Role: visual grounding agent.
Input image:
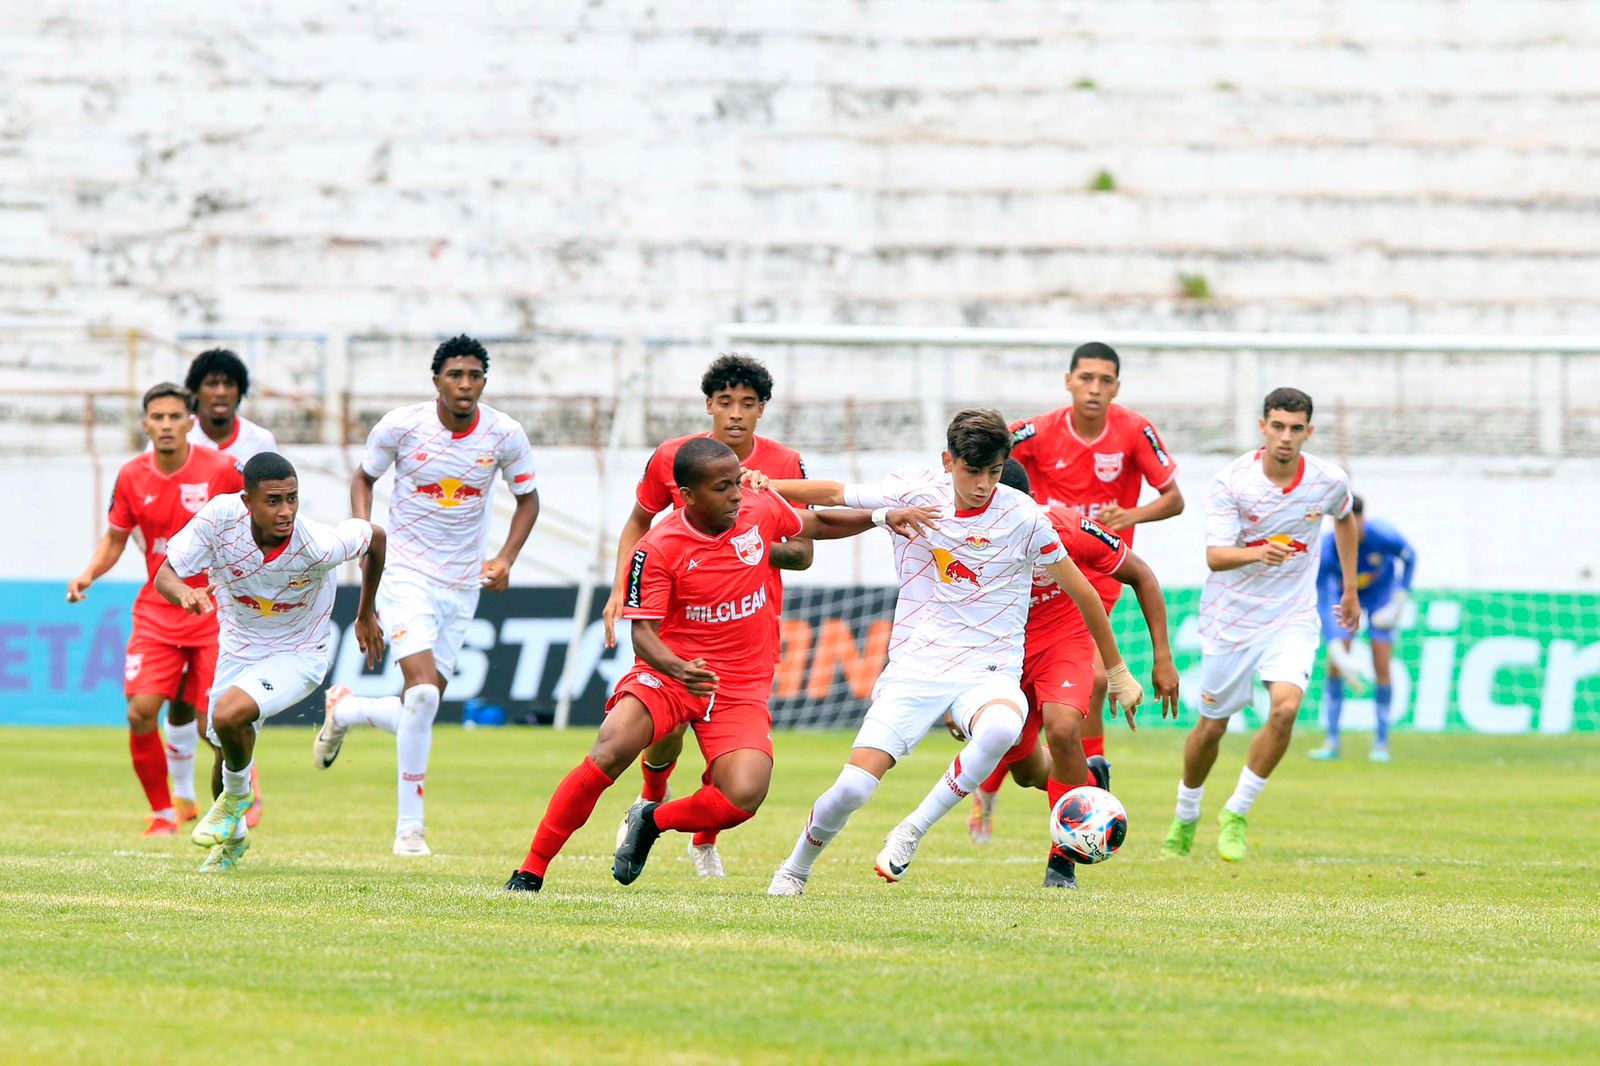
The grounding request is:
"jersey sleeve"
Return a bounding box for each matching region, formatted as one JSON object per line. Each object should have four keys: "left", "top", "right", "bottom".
{"left": 1073, "top": 518, "right": 1129, "bottom": 576}
{"left": 1328, "top": 468, "right": 1354, "bottom": 520}
{"left": 260, "top": 426, "right": 281, "bottom": 453}
{"left": 360, "top": 412, "right": 403, "bottom": 480}
{"left": 326, "top": 518, "right": 374, "bottom": 566}
{"left": 621, "top": 543, "right": 672, "bottom": 620}
{"left": 163, "top": 505, "right": 216, "bottom": 579}
{"left": 761, "top": 487, "right": 806, "bottom": 540}
{"left": 1131, "top": 418, "right": 1179, "bottom": 489}
{"left": 1027, "top": 505, "right": 1066, "bottom": 566}
{"left": 635, "top": 444, "right": 676, "bottom": 514}
{"left": 107, "top": 470, "right": 136, "bottom": 533}
{"left": 1204, "top": 469, "right": 1243, "bottom": 548}
{"left": 852, "top": 465, "right": 934, "bottom": 509}
{"left": 498, "top": 422, "right": 539, "bottom": 496}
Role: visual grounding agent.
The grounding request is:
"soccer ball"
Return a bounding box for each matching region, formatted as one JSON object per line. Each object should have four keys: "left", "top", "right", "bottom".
{"left": 1050, "top": 787, "right": 1128, "bottom": 864}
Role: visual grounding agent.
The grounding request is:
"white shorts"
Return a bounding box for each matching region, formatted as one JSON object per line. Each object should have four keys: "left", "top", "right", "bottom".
{"left": 1198, "top": 627, "right": 1321, "bottom": 720}
{"left": 205, "top": 650, "right": 328, "bottom": 745}
{"left": 852, "top": 670, "right": 1029, "bottom": 762}
{"left": 377, "top": 569, "right": 480, "bottom": 676}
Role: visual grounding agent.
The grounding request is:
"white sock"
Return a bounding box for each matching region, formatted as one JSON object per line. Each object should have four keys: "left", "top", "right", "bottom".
{"left": 222, "top": 759, "right": 253, "bottom": 799}
{"left": 1176, "top": 781, "right": 1204, "bottom": 823}
{"left": 335, "top": 694, "right": 402, "bottom": 733}
{"left": 905, "top": 706, "right": 1021, "bottom": 835}
{"left": 1224, "top": 768, "right": 1269, "bottom": 816}
{"left": 396, "top": 684, "right": 440, "bottom": 834}
{"left": 165, "top": 720, "right": 199, "bottom": 802}
{"left": 784, "top": 765, "right": 879, "bottom": 876}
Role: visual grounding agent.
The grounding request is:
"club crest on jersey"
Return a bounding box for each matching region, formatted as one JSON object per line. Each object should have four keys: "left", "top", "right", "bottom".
{"left": 414, "top": 478, "right": 484, "bottom": 508}
{"left": 180, "top": 483, "right": 209, "bottom": 513}
{"left": 286, "top": 575, "right": 312, "bottom": 590}
{"left": 932, "top": 548, "right": 982, "bottom": 587}
{"left": 731, "top": 526, "right": 765, "bottom": 566}
{"left": 124, "top": 653, "right": 143, "bottom": 681}
{"left": 964, "top": 535, "right": 993, "bottom": 551}
{"left": 474, "top": 452, "right": 496, "bottom": 468}
{"left": 1305, "top": 508, "right": 1324, "bottom": 522}
{"left": 1094, "top": 452, "right": 1124, "bottom": 483}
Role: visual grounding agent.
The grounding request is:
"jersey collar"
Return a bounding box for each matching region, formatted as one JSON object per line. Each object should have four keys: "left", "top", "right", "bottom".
{"left": 1254, "top": 449, "right": 1306, "bottom": 493}
{"left": 954, "top": 489, "right": 997, "bottom": 519}
{"left": 1065, "top": 407, "right": 1111, "bottom": 447}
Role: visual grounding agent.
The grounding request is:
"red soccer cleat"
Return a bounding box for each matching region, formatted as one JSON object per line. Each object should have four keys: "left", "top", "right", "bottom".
{"left": 142, "top": 815, "right": 178, "bottom": 837}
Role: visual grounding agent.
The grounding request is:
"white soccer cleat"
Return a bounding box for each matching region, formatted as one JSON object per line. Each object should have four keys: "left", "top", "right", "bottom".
{"left": 873, "top": 821, "right": 923, "bottom": 884}
{"left": 688, "top": 841, "right": 725, "bottom": 878}
{"left": 767, "top": 866, "right": 808, "bottom": 897}
{"left": 616, "top": 789, "right": 669, "bottom": 849}
{"left": 393, "top": 827, "right": 431, "bottom": 856}
{"left": 313, "top": 685, "right": 352, "bottom": 770}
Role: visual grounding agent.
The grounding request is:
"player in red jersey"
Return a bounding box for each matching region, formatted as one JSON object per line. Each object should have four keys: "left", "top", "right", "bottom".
{"left": 66, "top": 383, "right": 243, "bottom": 836}
{"left": 600, "top": 353, "right": 811, "bottom": 877}
{"left": 505, "top": 438, "right": 933, "bottom": 893}
{"left": 997, "top": 340, "right": 1184, "bottom": 804}
{"left": 966, "top": 459, "right": 1179, "bottom": 887}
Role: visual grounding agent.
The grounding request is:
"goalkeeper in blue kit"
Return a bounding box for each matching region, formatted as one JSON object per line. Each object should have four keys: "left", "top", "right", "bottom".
{"left": 1312, "top": 496, "right": 1416, "bottom": 762}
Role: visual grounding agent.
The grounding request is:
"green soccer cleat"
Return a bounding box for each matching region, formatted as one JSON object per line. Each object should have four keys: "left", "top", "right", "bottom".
{"left": 1309, "top": 743, "right": 1341, "bottom": 761}
{"left": 1161, "top": 817, "right": 1197, "bottom": 858}
{"left": 1218, "top": 810, "right": 1249, "bottom": 862}
{"left": 191, "top": 792, "right": 255, "bottom": 849}
{"left": 198, "top": 835, "right": 250, "bottom": 873}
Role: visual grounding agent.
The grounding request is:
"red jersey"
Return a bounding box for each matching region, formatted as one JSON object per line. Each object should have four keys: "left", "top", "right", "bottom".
{"left": 1008, "top": 405, "right": 1177, "bottom": 544}
{"left": 621, "top": 488, "right": 804, "bottom": 697}
{"left": 1027, "top": 506, "right": 1129, "bottom": 642}
{"left": 107, "top": 446, "right": 244, "bottom": 643}
{"left": 636, "top": 433, "right": 807, "bottom": 514}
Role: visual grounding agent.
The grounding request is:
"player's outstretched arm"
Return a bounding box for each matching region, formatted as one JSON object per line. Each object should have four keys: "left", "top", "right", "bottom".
{"left": 602, "top": 502, "right": 659, "bottom": 649}
{"left": 1043, "top": 555, "right": 1144, "bottom": 725}
{"left": 795, "top": 506, "right": 940, "bottom": 541}
{"left": 1332, "top": 511, "right": 1362, "bottom": 631}
{"left": 630, "top": 618, "right": 718, "bottom": 696}
{"left": 66, "top": 528, "right": 131, "bottom": 602}
{"left": 481, "top": 489, "right": 539, "bottom": 591}
{"left": 153, "top": 560, "right": 215, "bottom": 615}
{"left": 744, "top": 474, "right": 849, "bottom": 507}
{"left": 354, "top": 525, "right": 387, "bottom": 670}
{"left": 1112, "top": 551, "right": 1179, "bottom": 718}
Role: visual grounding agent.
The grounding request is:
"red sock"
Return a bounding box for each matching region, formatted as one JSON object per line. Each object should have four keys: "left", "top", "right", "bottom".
{"left": 653, "top": 786, "right": 754, "bottom": 835}
{"left": 130, "top": 728, "right": 171, "bottom": 814}
{"left": 519, "top": 756, "right": 615, "bottom": 877}
{"left": 640, "top": 759, "right": 676, "bottom": 803}
{"left": 690, "top": 830, "right": 720, "bottom": 847}
{"left": 979, "top": 761, "right": 1009, "bottom": 795}
{"left": 1081, "top": 735, "right": 1105, "bottom": 760}
{"left": 1045, "top": 769, "right": 1097, "bottom": 811}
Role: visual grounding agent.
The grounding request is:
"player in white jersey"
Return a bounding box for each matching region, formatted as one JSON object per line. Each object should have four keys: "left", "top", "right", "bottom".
{"left": 184, "top": 349, "right": 280, "bottom": 464}
{"left": 155, "top": 452, "right": 385, "bottom": 872}
{"left": 312, "top": 335, "right": 541, "bottom": 857}
{"left": 754, "top": 410, "right": 1145, "bottom": 896}
{"left": 1162, "top": 387, "right": 1359, "bottom": 863}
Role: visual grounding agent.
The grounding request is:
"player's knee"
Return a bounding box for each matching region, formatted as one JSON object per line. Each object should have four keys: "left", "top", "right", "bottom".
{"left": 126, "top": 702, "right": 159, "bottom": 732}
{"left": 1195, "top": 716, "right": 1228, "bottom": 743}
{"left": 1043, "top": 708, "right": 1083, "bottom": 749}
{"left": 399, "top": 683, "right": 441, "bottom": 734}
{"left": 211, "top": 700, "right": 252, "bottom": 734}
{"left": 722, "top": 775, "right": 770, "bottom": 813}
{"left": 969, "top": 702, "right": 1024, "bottom": 757}
{"left": 826, "top": 764, "right": 880, "bottom": 813}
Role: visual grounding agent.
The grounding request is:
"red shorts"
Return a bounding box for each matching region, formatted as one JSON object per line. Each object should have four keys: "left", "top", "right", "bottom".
{"left": 1003, "top": 629, "right": 1096, "bottom": 766}
{"left": 607, "top": 666, "right": 774, "bottom": 766}
{"left": 123, "top": 628, "right": 217, "bottom": 708}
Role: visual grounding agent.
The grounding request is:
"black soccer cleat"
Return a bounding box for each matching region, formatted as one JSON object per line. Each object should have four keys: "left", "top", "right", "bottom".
{"left": 504, "top": 869, "right": 543, "bottom": 893}
{"left": 1044, "top": 847, "right": 1079, "bottom": 890}
{"left": 1087, "top": 755, "right": 1112, "bottom": 792}
{"left": 612, "top": 801, "right": 662, "bottom": 886}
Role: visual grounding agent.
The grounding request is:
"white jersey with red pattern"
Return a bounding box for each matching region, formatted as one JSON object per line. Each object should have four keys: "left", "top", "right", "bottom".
{"left": 165, "top": 494, "right": 373, "bottom": 664}
{"left": 360, "top": 401, "right": 537, "bottom": 589}
{"left": 1199, "top": 449, "right": 1352, "bottom": 652}
{"left": 857, "top": 467, "right": 1065, "bottom": 684}
{"left": 188, "top": 415, "right": 278, "bottom": 465}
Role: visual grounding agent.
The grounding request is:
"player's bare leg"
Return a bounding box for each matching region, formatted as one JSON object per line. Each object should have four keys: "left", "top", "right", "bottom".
{"left": 618, "top": 747, "right": 772, "bottom": 886}
{"left": 770, "top": 747, "right": 896, "bottom": 896}
{"left": 128, "top": 693, "right": 176, "bottom": 835}
{"left": 1164, "top": 714, "right": 1227, "bottom": 858}
{"left": 163, "top": 697, "right": 205, "bottom": 824}
{"left": 1370, "top": 639, "right": 1394, "bottom": 762}
{"left": 192, "top": 687, "right": 260, "bottom": 869}
{"left": 1214, "top": 682, "right": 1304, "bottom": 861}
{"left": 1041, "top": 702, "right": 1093, "bottom": 889}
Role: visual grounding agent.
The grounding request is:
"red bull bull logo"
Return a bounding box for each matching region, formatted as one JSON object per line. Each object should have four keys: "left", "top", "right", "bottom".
{"left": 931, "top": 548, "right": 982, "bottom": 587}
{"left": 415, "top": 478, "right": 485, "bottom": 508}
{"left": 1246, "top": 534, "right": 1310, "bottom": 554}
{"left": 233, "top": 594, "right": 306, "bottom": 615}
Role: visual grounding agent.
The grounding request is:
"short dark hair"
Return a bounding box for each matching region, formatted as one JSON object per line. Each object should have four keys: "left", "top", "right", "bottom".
{"left": 432, "top": 335, "right": 489, "bottom": 375}
{"left": 1351, "top": 494, "right": 1365, "bottom": 515}
{"left": 701, "top": 353, "right": 773, "bottom": 403}
{"left": 1000, "top": 457, "right": 1031, "bottom": 495}
{"left": 243, "top": 451, "right": 297, "bottom": 490}
{"left": 1069, "top": 341, "right": 1120, "bottom": 375}
{"left": 1262, "top": 387, "right": 1314, "bottom": 421}
{"left": 673, "top": 437, "right": 737, "bottom": 488}
{"left": 142, "top": 382, "right": 193, "bottom": 412}
{"left": 185, "top": 349, "right": 250, "bottom": 398}
{"left": 946, "top": 408, "right": 1012, "bottom": 468}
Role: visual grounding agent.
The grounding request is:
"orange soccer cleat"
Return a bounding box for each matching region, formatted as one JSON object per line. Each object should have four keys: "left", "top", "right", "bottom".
{"left": 142, "top": 815, "right": 178, "bottom": 837}
{"left": 173, "top": 797, "right": 201, "bottom": 824}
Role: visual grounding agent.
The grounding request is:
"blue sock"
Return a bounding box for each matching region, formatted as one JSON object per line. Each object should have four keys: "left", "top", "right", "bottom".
{"left": 1324, "top": 676, "right": 1344, "bottom": 744}
{"left": 1374, "top": 685, "right": 1393, "bottom": 746}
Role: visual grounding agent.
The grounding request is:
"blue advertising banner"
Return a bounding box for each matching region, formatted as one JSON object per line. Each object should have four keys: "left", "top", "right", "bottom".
{"left": 1, "top": 580, "right": 142, "bottom": 725}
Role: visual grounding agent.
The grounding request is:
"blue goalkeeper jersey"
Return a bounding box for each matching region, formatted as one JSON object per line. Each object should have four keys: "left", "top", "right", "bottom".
{"left": 1318, "top": 518, "right": 1415, "bottom": 636}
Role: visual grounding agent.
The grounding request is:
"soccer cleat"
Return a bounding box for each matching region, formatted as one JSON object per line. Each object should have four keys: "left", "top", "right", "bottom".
{"left": 1161, "top": 816, "right": 1197, "bottom": 858}
{"left": 612, "top": 801, "right": 662, "bottom": 886}
{"left": 393, "top": 827, "right": 431, "bottom": 856}
{"left": 246, "top": 764, "right": 263, "bottom": 829}
{"left": 142, "top": 815, "right": 178, "bottom": 838}
{"left": 1218, "top": 810, "right": 1249, "bottom": 862}
{"left": 173, "top": 797, "right": 201, "bottom": 824}
{"left": 1369, "top": 744, "right": 1392, "bottom": 764}
{"left": 1087, "top": 755, "right": 1112, "bottom": 791}
{"left": 767, "top": 866, "right": 808, "bottom": 897}
{"left": 1043, "top": 847, "right": 1078, "bottom": 890}
{"left": 192, "top": 792, "right": 254, "bottom": 848}
{"left": 873, "top": 821, "right": 923, "bottom": 884}
{"left": 313, "top": 685, "right": 353, "bottom": 769}
{"left": 504, "top": 869, "right": 543, "bottom": 893}
{"left": 198, "top": 836, "right": 249, "bottom": 873}
{"left": 967, "top": 790, "right": 996, "bottom": 845}
{"left": 615, "top": 788, "right": 670, "bottom": 849}
{"left": 688, "top": 841, "right": 725, "bottom": 878}
{"left": 1309, "top": 743, "right": 1341, "bottom": 761}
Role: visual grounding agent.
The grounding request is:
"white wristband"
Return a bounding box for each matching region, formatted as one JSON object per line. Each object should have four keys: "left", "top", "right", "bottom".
{"left": 871, "top": 507, "right": 890, "bottom": 529}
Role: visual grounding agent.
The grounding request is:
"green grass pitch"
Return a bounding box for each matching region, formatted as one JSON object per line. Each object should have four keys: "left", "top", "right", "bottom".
{"left": 3, "top": 726, "right": 1597, "bottom": 1064}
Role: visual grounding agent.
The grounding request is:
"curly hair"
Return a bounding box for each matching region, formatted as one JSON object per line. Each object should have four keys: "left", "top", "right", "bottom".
{"left": 185, "top": 349, "right": 250, "bottom": 398}
{"left": 432, "top": 335, "right": 489, "bottom": 375}
{"left": 700, "top": 353, "right": 772, "bottom": 403}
